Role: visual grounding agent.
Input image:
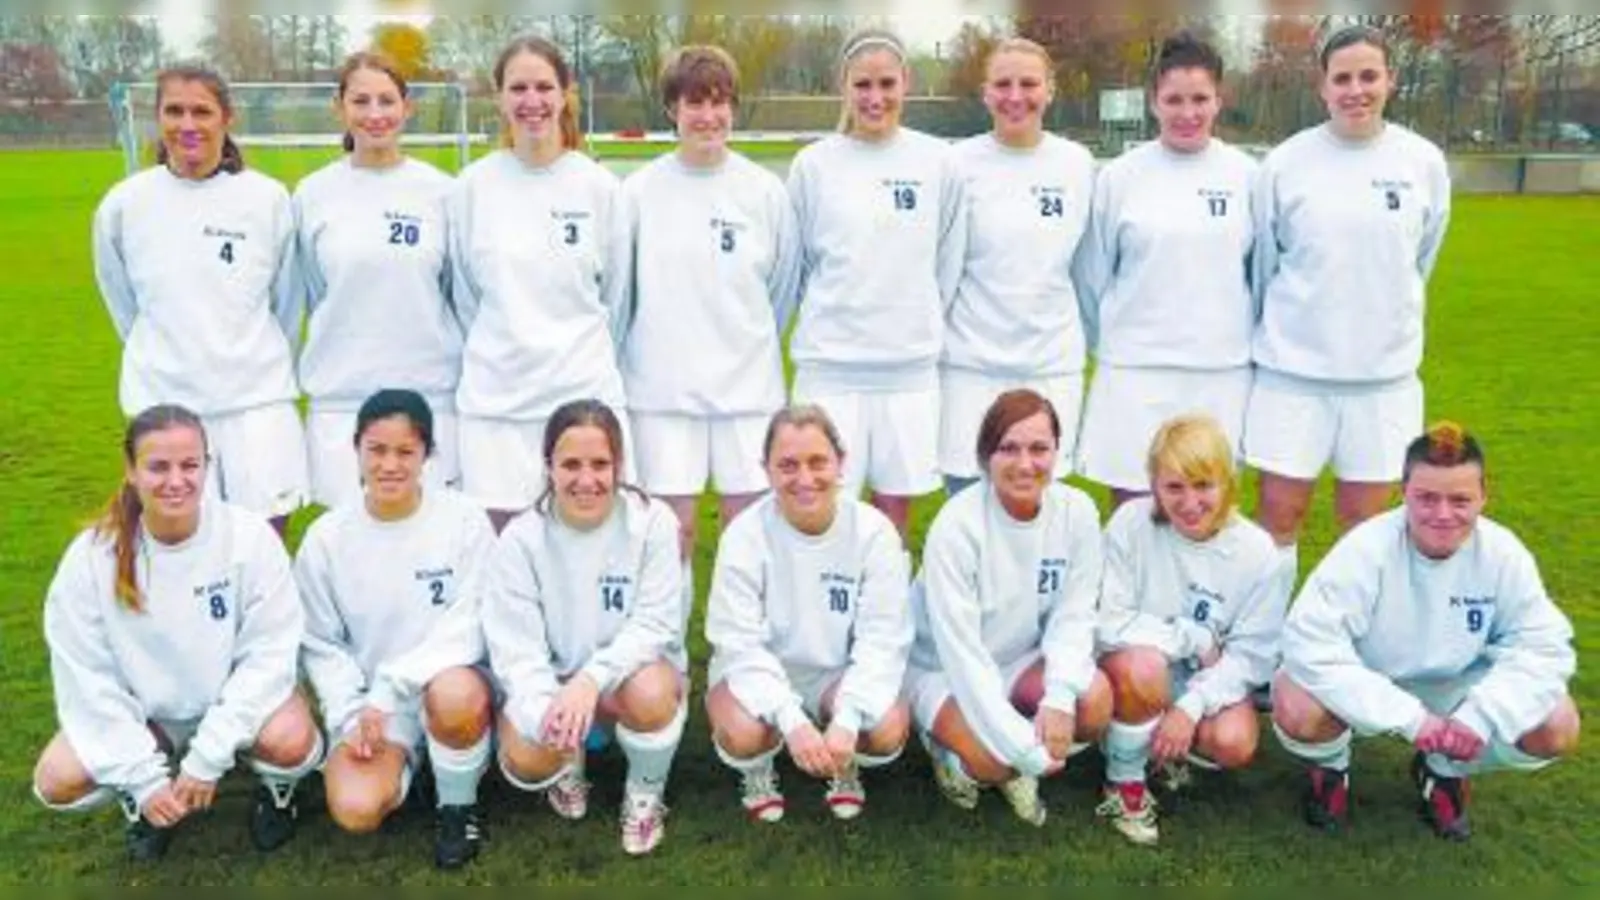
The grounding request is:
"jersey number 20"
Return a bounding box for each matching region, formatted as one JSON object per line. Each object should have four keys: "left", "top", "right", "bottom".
{"left": 388, "top": 222, "right": 421, "bottom": 246}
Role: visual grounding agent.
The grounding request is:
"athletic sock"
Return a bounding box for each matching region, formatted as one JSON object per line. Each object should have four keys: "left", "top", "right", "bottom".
{"left": 617, "top": 701, "right": 687, "bottom": 797}
{"left": 428, "top": 732, "right": 491, "bottom": 807}
{"left": 1272, "top": 721, "right": 1351, "bottom": 771}
{"left": 1104, "top": 717, "right": 1160, "bottom": 784}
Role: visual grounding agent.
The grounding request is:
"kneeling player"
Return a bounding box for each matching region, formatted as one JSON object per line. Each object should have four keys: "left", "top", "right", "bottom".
{"left": 1096, "top": 414, "right": 1291, "bottom": 845}
{"left": 1273, "top": 421, "right": 1580, "bottom": 840}
{"left": 705, "top": 405, "right": 914, "bottom": 822}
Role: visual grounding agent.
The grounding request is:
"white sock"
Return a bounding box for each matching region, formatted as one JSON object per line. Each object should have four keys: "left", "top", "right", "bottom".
{"left": 427, "top": 732, "right": 491, "bottom": 807}
{"left": 34, "top": 783, "right": 117, "bottom": 814}
{"left": 617, "top": 701, "right": 687, "bottom": 797}
{"left": 935, "top": 742, "right": 978, "bottom": 783}
{"left": 714, "top": 737, "right": 779, "bottom": 775}
{"left": 249, "top": 731, "right": 325, "bottom": 808}
{"left": 1272, "top": 721, "right": 1351, "bottom": 771}
{"left": 498, "top": 753, "right": 572, "bottom": 793}
{"left": 1104, "top": 717, "right": 1160, "bottom": 785}
{"left": 855, "top": 744, "right": 903, "bottom": 770}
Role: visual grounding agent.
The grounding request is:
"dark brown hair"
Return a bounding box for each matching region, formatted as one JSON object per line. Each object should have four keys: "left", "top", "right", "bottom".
{"left": 762, "top": 404, "right": 846, "bottom": 465}
{"left": 94, "top": 404, "right": 208, "bottom": 611}
{"left": 337, "top": 51, "right": 410, "bottom": 153}
{"left": 661, "top": 44, "right": 739, "bottom": 112}
{"left": 975, "top": 389, "right": 1061, "bottom": 471}
{"left": 534, "top": 398, "right": 648, "bottom": 517}
{"left": 354, "top": 388, "right": 435, "bottom": 457}
{"left": 493, "top": 36, "right": 582, "bottom": 152}
{"left": 1319, "top": 24, "right": 1390, "bottom": 71}
{"left": 1152, "top": 31, "right": 1224, "bottom": 88}
{"left": 154, "top": 62, "right": 244, "bottom": 174}
{"left": 1402, "top": 420, "right": 1486, "bottom": 485}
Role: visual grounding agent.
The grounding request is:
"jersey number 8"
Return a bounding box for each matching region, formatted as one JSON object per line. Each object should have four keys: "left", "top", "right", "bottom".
{"left": 208, "top": 594, "right": 228, "bottom": 620}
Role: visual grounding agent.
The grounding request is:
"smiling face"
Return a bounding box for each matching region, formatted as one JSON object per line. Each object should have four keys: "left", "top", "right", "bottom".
{"left": 983, "top": 48, "right": 1052, "bottom": 145}
{"left": 986, "top": 411, "right": 1058, "bottom": 518}
{"left": 843, "top": 48, "right": 908, "bottom": 140}
{"left": 127, "top": 423, "right": 206, "bottom": 530}
{"left": 1320, "top": 41, "right": 1393, "bottom": 138}
{"left": 1154, "top": 465, "right": 1227, "bottom": 541}
{"left": 1404, "top": 461, "right": 1486, "bottom": 559}
{"left": 499, "top": 49, "right": 566, "bottom": 149}
{"left": 358, "top": 414, "right": 426, "bottom": 511}
{"left": 1153, "top": 65, "right": 1220, "bottom": 153}
{"left": 766, "top": 422, "right": 843, "bottom": 534}
{"left": 550, "top": 423, "right": 617, "bottom": 530}
{"left": 671, "top": 91, "right": 734, "bottom": 160}
{"left": 157, "top": 77, "right": 230, "bottom": 177}
{"left": 339, "top": 65, "right": 411, "bottom": 157}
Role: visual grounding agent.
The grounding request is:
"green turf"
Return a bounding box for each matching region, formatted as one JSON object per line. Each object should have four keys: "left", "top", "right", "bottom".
{"left": 1, "top": 148, "right": 1596, "bottom": 884}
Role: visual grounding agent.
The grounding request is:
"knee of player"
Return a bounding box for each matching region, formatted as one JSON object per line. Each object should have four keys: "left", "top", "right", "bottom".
{"left": 32, "top": 755, "right": 94, "bottom": 808}
{"left": 1522, "top": 696, "right": 1581, "bottom": 760}
{"left": 1205, "top": 718, "right": 1260, "bottom": 770}
{"left": 499, "top": 738, "right": 567, "bottom": 785}
{"left": 252, "top": 696, "right": 321, "bottom": 768}
{"left": 423, "top": 668, "right": 493, "bottom": 745}
{"left": 615, "top": 662, "right": 683, "bottom": 732}
{"left": 1102, "top": 649, "right": 1168, "bottom": 723}
{"left": 861, "top": 702, "right": 912, "bottom": 755}
{"left": 956, "top": 745, "right": 1014, "bottom": 786}
{"left": 1269, "top": 672, "right": 1338, "bottom": 741}
{"left": 324, "top": 785, "right": 393, "bottom": 835}
{"left": 713, "top": 716, "right": 778, "bottom": 760}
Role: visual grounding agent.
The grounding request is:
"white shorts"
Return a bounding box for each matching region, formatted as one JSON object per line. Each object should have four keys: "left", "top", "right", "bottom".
{"left": 202, "top": 403, "right": 308, "bottom": 518}
{"left": 905, "top": 649, "right": 1042, "bottom": 733}
{"left": 709, "top": 661, "right": 858, "bottom": 728}
{"left": 630, "top": 412, "right": 769, "bottom": 497}
{"left": 458, "top": 414, "right": 636, "bottom": 511}
{"left": 1242, "top": 371, "right": 1423, "bottom": 483}
{"left": 306, "top": 407, "right": 462, "bottom": 509}
{"left": 939, "top": 368, "right": 1082, "bottom": 480}
{"left": 1077, "top": 365, "right": 1252, "bottom": 491}
{"left": 791, "top": 378, "right": 941, "bottom": 497}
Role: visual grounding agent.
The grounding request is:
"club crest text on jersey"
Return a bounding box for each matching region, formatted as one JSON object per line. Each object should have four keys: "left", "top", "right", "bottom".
{"left": 1449, "top": 595, "right": 1496, "bottom": 609}
{"left": 202, "top": 224, "right": 246, "bottom": 242}
{"left": 192, "top": 577, "right": 232, "bottom": 598}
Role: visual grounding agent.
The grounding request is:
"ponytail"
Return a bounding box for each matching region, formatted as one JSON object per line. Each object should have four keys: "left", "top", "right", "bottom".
{"left": 218, "top": 134, "right": 245, "bottom": 173}
{"left": 153, "top": 62, "right": 245, "bottom": 176}
{"left": 342, "top": 132, "right": 355, "bottom": 153}
{"left": 95, "top": 484, "right": 145, "bottom": 612}
{"left": 492, "top": 35, "right": 584, "bottom": 154}
{"left": 560, "top": 84, "right": 582, "bottom": 151}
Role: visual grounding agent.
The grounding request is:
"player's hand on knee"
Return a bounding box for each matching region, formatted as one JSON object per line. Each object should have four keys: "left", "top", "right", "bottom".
{"left": 1152, "top": 707, "right": 1198, "bottom": 763}
{"left": 143, "top": 781, "right": 189, "bottom": 827}
{"left": 172, "top": 773, "right": 217, "bottom": 813}
{"left": 1197, "top": 642, "right": 1222, "bottom": 670}
{"left": 349, "top": 706, "right": 388, "bottom": 760}
{"left": 542, "top": 674, "right": 600, "bottom": 753}
{"left": 1442, "top": 718, "right": 1487, "bottom": 761}
{"left": 823, "top": 724, "right": 857, "bottom": 774}
{"left": 785, "top": 722, "right": 833, "bottom": 778}
{"left": 1412, "top": 713, "right": 1451, "bottom": 754}
{"left": 1035, "top": 707, "right": 1075, "bottom": 762}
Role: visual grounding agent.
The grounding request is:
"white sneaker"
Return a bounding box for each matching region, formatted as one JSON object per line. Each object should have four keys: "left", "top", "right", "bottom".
{"left": 999, "top": 775, "right": 1047, "bottom": 827}
{"left": 546, "top": 761, "right": 590, "bottom": 821}
{"left": 1156, "top": 759, "right": 1193, "bottom": 793}
{"left": 932, "top": 756, "right": 980, "bottom": 811}
{"left": 1095, "top": 781, "right": 1159, "bottom": 846}
{"left": 620, "top": 788, "right": 668, "bottom": 856}
{"left": 739, "top": 764, "right": 785, "bottom": 823}
{"left": 824, "top": 761, "right": 865, "bottom": 821}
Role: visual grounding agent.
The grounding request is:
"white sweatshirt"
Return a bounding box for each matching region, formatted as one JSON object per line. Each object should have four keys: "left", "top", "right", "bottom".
{"left": 943, "top": 132, "right": 1095, "bottom": 379}
{"left": 42, "top": 501, "right": 303, "bottom": 807}
{"left": 705, "top": 494, "right": 912, "bottom": 735}
{"left": 448, "top": 149, "right": 626, "bottom": 420}
{"left": 93, "top": 166, "right": 300, "bottom": 417}
{"left": 1282, "top": 508, "right": 1575, "bottom": 745}
{"left": 1252, "top": 123, "right": 1452, "bottom": 383}
{"left": 613, "top": 152, "right": 801, "bottom": 416}
{"left": 294, "top": 488, "right": 496, "bottom": 738}
{"left": 910, "top": 481, "right": 1103, "bottom": 776}
{"left": 483, "top": 492, "right": 685, "bottom": 739}
{"left": 786, "top": 129, "right": 966, "bottom": 393}
{"left": 1096, "top": 498, "right": 1291, "bottom": 721}
{"left": 1074, "top": 139, "right": 1259, "bottom": 369}
{"left": 293, "top": 156, "right": 462, "bottom": 413}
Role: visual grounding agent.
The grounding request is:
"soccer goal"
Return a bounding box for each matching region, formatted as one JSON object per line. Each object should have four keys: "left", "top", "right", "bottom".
{"left": 108, "top": 80, "right": 481, "bottom": 176}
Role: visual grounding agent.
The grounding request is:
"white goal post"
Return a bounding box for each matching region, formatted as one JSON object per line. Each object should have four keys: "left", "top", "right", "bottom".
{"left": 109, "top": 80, "right": 478, "bottom": 175}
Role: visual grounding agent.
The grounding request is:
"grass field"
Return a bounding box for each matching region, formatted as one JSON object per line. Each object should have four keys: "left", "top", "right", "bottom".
{"left": 1, "top": 147, "right": 1596, "bottom": 884}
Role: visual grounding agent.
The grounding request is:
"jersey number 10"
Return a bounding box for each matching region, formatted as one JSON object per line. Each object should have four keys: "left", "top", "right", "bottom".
{"left": 828, "top": 587, "right": 850, "bottom": 614}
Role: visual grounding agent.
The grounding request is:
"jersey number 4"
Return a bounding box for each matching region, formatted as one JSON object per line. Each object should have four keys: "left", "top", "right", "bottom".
{"left": 218, "top": 241, "right": 234, "bottom": 264}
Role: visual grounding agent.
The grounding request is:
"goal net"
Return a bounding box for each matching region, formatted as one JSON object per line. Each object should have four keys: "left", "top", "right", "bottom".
{"left": 109, "top": 80, "right": 479, "bottom": 176}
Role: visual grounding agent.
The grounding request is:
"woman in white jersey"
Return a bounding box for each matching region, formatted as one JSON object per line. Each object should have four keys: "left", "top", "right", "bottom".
{"left": 614, "top": 46, "right": 801, "bottom": 592}
{"left": 786, "top": 28, "right": 965, "bottom": 536}
{"left": 294, "top": 53, "right": 462, "bottom": 509}
{"left": 93, "top": 64, "right": 308, "bottom": 534}
{"left": 1094, "top": 414, "right": 1291, "bottom": 846}
{"left": 1244, "top": 26, "right": 1452, "bottom": 571}
{"left": 1075, "top": 34, "right": 1259, "bottom": 509}
{"left": 706, "top": 405, "right": 914, "bottom": 823}
{"left": 31, "top": 405, "right": 322, "bottom": 862}
{"left": 484, "top": 399, "right": 688, "bottom": 856}
{"left": 294, "top": 390, "right": 496, "bottom": 870}
{"left": 907, "top": 389, "right": 1112, "bottom": 826}
{"left": 941, "top": 38, "right": 1094, "bottom": 496}
{"left": 449, "top": 36, "right": 629, "bottom": 532}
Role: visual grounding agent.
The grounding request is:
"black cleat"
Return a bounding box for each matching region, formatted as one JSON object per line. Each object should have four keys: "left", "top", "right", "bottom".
{"left": 433, "top": 804, "right": 484, "bottom": 870}
{"left": 1413, "top": 753, "right": 1472, "bottom": 841}
{"left": 249, "top": 783, "right": 299, "bottom": 852}
{"left": 1301, "top": 765, "right": 1351, "bottom": 832}
{"left": 125, "top": 816, "right": 176, "bottom": 862}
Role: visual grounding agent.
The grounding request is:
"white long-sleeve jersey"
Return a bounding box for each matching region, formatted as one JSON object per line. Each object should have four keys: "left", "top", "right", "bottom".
{"left": 293, "top": 156, "right": 462, "bottom": 413}
{"left": 448, "top": 149, "right": 626, "bottom": 420}
{"left": 1074, "top": 139, "right": 1259, "bottom": 369}
{"left": 786, "top": 129, "right": 966, "bottom": 393}
{"left": 293, "top": 488, "right": 495, "bottom": 737}
{"left": 943, "top": 132, "right": 1095, "bottom": 379}
{"left": 1282, "top": 508, "right": 1575, "bottom": 745}
{"left": 1251, "top": 123, "right": 1452, "bottom": 382}
{"left": 706, "top": 494, "right": 912, "bottom": 735}
{"left": 910, "top": 481, "right": 1103, "bottom": 776}
{"left": 42, "top": 501, "right": 303, "bottom": 807}
{"left": 613, "top": 152, "right": 801, "bottom": 416}
{"left": 93, "top": 166, "right": 300, "bottom": 416}
{"left": 1096, "top": 498, "right": 1291, "bottom": 721}
{"left": 483, "top": 492, "right": 686, "bottom": 739}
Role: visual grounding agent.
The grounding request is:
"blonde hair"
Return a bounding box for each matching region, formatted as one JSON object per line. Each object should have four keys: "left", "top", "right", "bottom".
{"left": 985, "top": 37, "right": 1055, "bottom": 86}
{"left": 1146, "top": 414, "right": 1238, "bottom": 527}
{"left": 836, "top": 27, "right": 907, "bottom": 134}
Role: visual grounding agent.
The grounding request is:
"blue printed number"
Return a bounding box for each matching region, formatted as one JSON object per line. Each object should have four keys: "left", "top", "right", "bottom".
{"left": 1036, "top": 568, "right": 1061, "bottom": 595}
{"left": 1207, "top": 197, "right": 1228, "bottom": 217}
{"left": 1194, "top": 600, "right": 1211, "bottom": 624}
{"left": 218, "top": 241, "right": 234, "bottom": 264}
{"left": 388, "top": 222, "right": 421, "bottom": 246}
{"left": 1466, "top": 608, "right": 1484, "bottom": 634}
{"left": 563, "top": 222, "right": 580, "bottom": 245}
{"left": 208, "top": 594, "right": 228, "bottom": 620}
{"left": 1385, "top": 190, "right": 1401, "bottom": 211}
{"left": 602, "top": 585, "right": 625, "bottom": 613}
{"left": 828, "top": 587, "right": 850, "bottom": 614}
{"left": 429, "top": 579, "right": 445, "bottom": 607}
{"left": 1039, "top": 195, "right": 1064, "bottom": 218}
{"left": 720, "top": 227, "right": 736, "bottom": 252}
{"left": 892, "top": 186, "right": 917, "bottom": 211}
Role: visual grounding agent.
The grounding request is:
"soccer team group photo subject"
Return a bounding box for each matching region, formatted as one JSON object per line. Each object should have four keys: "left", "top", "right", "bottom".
{"left": 31, "top": 23, "right": 1581, "bottom": 871}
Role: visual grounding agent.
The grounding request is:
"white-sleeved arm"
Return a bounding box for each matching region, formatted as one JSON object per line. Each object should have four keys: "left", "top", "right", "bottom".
{"left": 1095, "top": 513, "right": 1188, "bottom": 657}
{"left": 704, "top": 522, "right": 806, "bottom": 734}
{"left": 292, "top": 531, "right": 369, "bottom": 738}
{"left": 182, "top": 525, "right": 304, "bottom": 783}
{"left": 1417, "top": 153, "right": 1452, "bottom": 281}
{"left": 919, "top": 523, "right": 1052, "bottom": 776}
{"left": 579, "top": 506, "right": 684, "bottom": 693}
{"left": 767, "top": 180, "right": 804, "bottom": 339}
{"left": 1249, "top": 161, "right": 1281, "bottom": 325}
{"left": 1281, "top": 552, "right": 1429, "bottom": 740}
{"left": 1451, "top": 547, "right": 1576, "bottom": 746}
{"left": 291, "top": 190, "right": 328, "bottom": 322}
{"left": 831, "top": 524, "right": 913, "bottom": 735}
{"left": 482, "top": 527, "right": 560, "bottom": 740}
{"left": 269, "top": 188, "right": 303, "bottom": 356}
{"left": 935, "top": 156, "right": 968, "bottom": 316}
{"left": 1039, "top": 494, "right": 1104, "bottom": 715}
{"left": 1174, "top": 554, "right": 1292, "bottom": 721}
{"left": 42, "top": 537, "right": 170, "bottom": 808}
{"left": 91, "top": 192, "right": 138, "bottom": 341}
{"left": 446, "top": 179, "right": 483, "bottom": 333}
{"left": 1070, "top": 166, "right": 1116, "bottom": 352}
{"left": 602, "top": 179, "right": 638, "bottom": 352}
{"left": 783, "top": 153, "right": 815, "bottom": 332}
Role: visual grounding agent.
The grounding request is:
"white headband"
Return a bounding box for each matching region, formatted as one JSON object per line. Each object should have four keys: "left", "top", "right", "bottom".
{"left": 841, "top": 35, "right": 906, "bottom": 63}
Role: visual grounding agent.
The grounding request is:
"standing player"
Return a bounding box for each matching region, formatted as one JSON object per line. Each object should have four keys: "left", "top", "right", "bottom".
{"left": 31, "top": 405, "right": 321, "bottom": 861}
{"left": 294, "top": 390, "right": 496, "bottom": 869}
{"left": 294, "top": 53, "right": 462, "bottom": 509}
{"left": 1074, "top": 33, "right": 1259, "bottom": 509}
{"left": 613, "top": 45, "right": 801, "bottom": 592}
{"left": 705, "top": 405, "right": 913, "bottom": 823}
{"left": 484, "top": 400, "right": 688, "bottom": 856}
{"left": 1272, "top": 422, "right": 1579, "bottom": 841}
{"left": 93, "top": 63, "right": 307, "bottom": 534}
{"left": 907, "top": 389, "right": 1112, "bottom": 826}
{"left": 1244, "top": 26, "right": 1452, "bottom": 570}
{"left": 1095, "top": 414, "right": 1291, "bottom": 845}
{"left": 786, "top": 27, "right": 965, "bottom": 536}
{"left": 449, "top": 37, "right": 628, "bottom": 532}
{"left": 941, "top": 38, "right": 1094, "bottom": 496}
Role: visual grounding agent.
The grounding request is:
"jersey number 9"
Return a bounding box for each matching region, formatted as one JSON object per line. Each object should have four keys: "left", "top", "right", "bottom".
{"left": 1466, "top": 608, "right": 1484, "bottom": 633}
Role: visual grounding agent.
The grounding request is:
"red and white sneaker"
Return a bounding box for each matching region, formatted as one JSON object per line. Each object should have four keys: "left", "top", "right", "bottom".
{"left": 621, "top": 788, "right": 668, "bottom": 856}
{"left": 739, "top": 764, "right": 785, "bottom": 823}
{"left": 825, "top": 761, "right": 865, "bottom": 821}
{"left": 546, "top": 761, "right": 590, "bottom": 821}
{"left": 1096, "top": 781, "right": 1159, "bottom": 846}
{"left": 1413, "top": 753, "right": 1472, "bottom": 841}
{"left": 1302, "top": 765, "right": 1350, "bottom": 832}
